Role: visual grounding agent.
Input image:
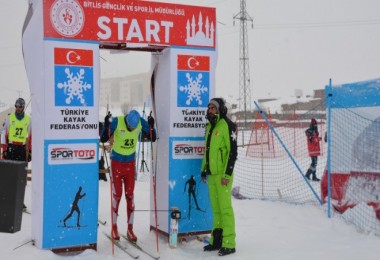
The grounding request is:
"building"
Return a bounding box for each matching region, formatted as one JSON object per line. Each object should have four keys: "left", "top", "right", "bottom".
{"left": 100, "top": 72, "right": 150, "bottom": 112}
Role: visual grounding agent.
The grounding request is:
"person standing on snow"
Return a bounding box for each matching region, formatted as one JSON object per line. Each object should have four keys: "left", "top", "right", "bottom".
{"left": 201, "top": 98, "right": 238, "bottom": 256}
{"left": 3, "top": 98, "right": 31, "bottom": 210}
{"left": 100, "top": 109, "right": 156, "bottom": 242}
{"left": 305, "top": 118, "right": 321, "bottom": 181}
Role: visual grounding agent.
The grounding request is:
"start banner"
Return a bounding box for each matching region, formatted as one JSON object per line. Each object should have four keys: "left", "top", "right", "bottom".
{"left": 43, "top": 0, "right": 216, "bottom": 48}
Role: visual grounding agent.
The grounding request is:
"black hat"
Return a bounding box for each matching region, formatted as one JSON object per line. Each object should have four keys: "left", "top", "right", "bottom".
{"left": 209, "top": 98, "right": 227, "bottom": 117}
{"left": 15, "top": 98, "right": 25, "bottom": 107}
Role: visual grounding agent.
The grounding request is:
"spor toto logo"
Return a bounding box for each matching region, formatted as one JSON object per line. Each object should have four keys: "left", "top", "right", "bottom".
{"left": 51, "top": 147, "right": 95, "bottom": 160}
{"left": 174, "top": 144, "right": 205, "bottom": 155}
{"left": 50, "top": 0, "right": 84, "bottom": 37}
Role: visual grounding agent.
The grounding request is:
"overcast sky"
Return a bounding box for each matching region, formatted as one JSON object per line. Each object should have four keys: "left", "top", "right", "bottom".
{"left": 1, "top": 0, "right": 380, "bottom": 108}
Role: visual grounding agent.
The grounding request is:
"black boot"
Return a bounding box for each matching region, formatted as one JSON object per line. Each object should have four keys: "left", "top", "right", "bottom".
{"left": 99, "top": 173, "right": 107, "bottom": 182}
{"left": 312, "top": 170, "right": 320, "bottom": 181}
{"left": 305, "top": 169, "right": 312, "bottom": 180}
{"left": 204, "top": 228, "right": 223, "bottom": 251}
{"left": 218, "top": 247, "right": 236, "bottom": 256}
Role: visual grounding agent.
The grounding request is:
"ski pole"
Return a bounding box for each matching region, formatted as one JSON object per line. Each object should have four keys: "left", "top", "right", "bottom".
{"left": 13, "top": 239, "right": 34, "bottom": 251}
{"left": 102, "top": 111, "right": 115, "bottom": 255}
{"left": 136, "top": 102, "right": 146, "bottom": 179}
{"left": 149, "top": 111, "right": 159, "bottom": 253}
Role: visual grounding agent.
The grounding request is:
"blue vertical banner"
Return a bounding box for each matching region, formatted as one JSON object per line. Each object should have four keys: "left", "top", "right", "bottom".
{"left": 169, "top": 137, "right": 212, "bottom": 233}
{"left": 38, "top": 43, "right": 100, "bottom": 249}
{"left": 162, "top": 52, "right": 214, "bottom": 234}
{"left": 43, "top": 139, "right": 98, "bottom": 248}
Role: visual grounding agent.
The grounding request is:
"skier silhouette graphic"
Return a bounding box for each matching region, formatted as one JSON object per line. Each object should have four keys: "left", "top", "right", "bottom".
{"left": 184, "top": 175, "right": 203, "bottom": 219}
{"left": 63, "top": 186, "right": 86, "bottom": 227}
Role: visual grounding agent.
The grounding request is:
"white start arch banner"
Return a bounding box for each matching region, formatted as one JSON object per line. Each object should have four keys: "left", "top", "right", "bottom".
{"left": 44, "top": 0, "right": 216, "bottom": 48}
{"left": 23, "top": 0, "right": 216, "bottom": 250}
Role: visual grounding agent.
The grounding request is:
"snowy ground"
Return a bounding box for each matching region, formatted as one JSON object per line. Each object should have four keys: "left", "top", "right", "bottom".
{"left": 1, "top": 178, "right": 379, "bottom": 260}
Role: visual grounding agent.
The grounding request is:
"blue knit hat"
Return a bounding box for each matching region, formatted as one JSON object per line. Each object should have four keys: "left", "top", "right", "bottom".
{"left": 126, "top": 110, "right": 140, "bottom": 129}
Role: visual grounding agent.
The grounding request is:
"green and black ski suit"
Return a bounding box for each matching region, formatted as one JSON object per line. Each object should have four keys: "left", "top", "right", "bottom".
{"left": 201, "top": 114, "right": 238, "bottom": 249}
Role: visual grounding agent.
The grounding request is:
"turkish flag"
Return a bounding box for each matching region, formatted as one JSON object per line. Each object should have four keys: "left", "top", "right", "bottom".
{"left": 54, "top": 48, "right": 93, "bottom": 66}
{"left": 177, "top": 55, "right": 209, "bottom": 71}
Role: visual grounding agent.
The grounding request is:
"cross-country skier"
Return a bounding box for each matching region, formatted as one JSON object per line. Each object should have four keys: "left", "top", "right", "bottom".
{"left": 100, "top": 109, "right": 156, "bottom": 242}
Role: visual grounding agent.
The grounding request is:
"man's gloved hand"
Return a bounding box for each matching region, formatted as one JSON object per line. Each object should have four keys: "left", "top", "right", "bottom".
{"left": 148, "top": 112, "right": 155, "bottom": 128}
{"left": 104, "top": 111, "right": 112, "bottom": 127}
{"left": 221, "top": 174, "right": 231, "bottom": 186}
{"left": 201, "top": 171, "right": 207, "bottom": 183}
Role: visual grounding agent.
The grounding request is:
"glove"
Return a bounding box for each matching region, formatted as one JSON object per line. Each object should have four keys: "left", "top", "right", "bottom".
{"left": 148, "top": 112, "right": 155, "bottom": 128}
{"left": 104, "top": 111, "right": 112, "bottom": 127}
{"left": 201, "top": 171, "right": 207, "bottom": 178}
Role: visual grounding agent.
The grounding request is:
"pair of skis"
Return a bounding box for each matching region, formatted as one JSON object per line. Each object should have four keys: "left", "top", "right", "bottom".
{"left": 103, "top": 232, "right": 160, "bottom": 259}
{"left": 103, "top": 232, "right": 138, "bottom": 259}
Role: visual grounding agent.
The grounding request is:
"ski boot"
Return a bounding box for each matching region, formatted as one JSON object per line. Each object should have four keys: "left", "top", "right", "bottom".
{"left": 127, "top": 229, "right": 137, "bottom": 242}
{"left": 203, "top": 228, "right": 222, "bottom": 251}
{"left": 218, "top": 247, "right": 236, "bottom": 256}
{"left": 112, "top": 224, "right": 120, "bottom": 240}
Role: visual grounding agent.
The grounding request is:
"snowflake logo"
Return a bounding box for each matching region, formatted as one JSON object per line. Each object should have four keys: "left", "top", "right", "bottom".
{"left": 231, "top": 130, "right": 237, "bottom": 142}
{"left": 179, "top": 72, "right": 208, "bottom": 106}
{"left": 57, "top": 68, "right": 92, "bottom": 105}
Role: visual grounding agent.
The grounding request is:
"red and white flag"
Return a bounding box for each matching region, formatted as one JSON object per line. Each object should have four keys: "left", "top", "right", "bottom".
{"left": 54, "top": 48, "right": 93, "bottom": 66}
{"left": 177, "top": 55, "right": 209, "bottom": 71}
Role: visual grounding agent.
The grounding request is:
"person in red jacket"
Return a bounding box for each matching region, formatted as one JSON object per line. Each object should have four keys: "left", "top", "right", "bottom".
{"left": 305, "top": 118, "right": 321, "bottom": 181}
